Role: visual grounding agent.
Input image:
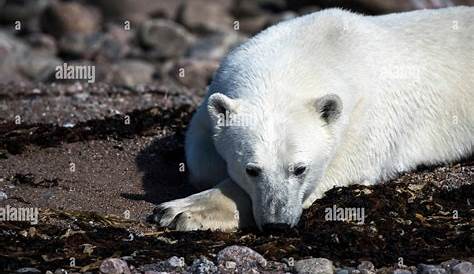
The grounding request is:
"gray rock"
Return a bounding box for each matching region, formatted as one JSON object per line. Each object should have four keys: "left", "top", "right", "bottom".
{"left": 167, "top": 256, "right": 186, "bottom": 268}
{"left": 95, "top": 25, "right": 132, "bottom": 62}
{"left": 99, "top": 258, "right": 131, "bottom": 274}
{"left": 140, "top": 256, "right": 186, "bottom": 272}
{"left": 58, "top": 33, "right": 103, "bottom": 59}
{"left": 336, "top": 269, "right": 350, "bottom": 274}
{"left": 95, "top": 0, "right": 185, "bottom": 23}
{"left": 0, "top": 30, "right": 29, "bottom": 68}
{"left": 294, "top": 258, "right": 334, "bottom": 274}
{"left": 181, "top": 0, "right": 234, "bottom": 32}
{"left": 140, "top": 19, "right": 195, "bottom": 59}
{"left": 0, "top": 191, "right": 7, "bottom": 201}
{"left": 111, "top": 59, "right": 155, "bottom": 87}
{"left": 189, "top": 256, "right": 218, "bottom": 274}
{"left": 166, "top": 58, "right": 219, "bottom": 90}
{"left": 452, "top": 262, "right": 473, "bottom": 274}
{"left": 26, "top": 33, "right": 58, "bottom": 56}
{"left": 418, "top": 264, "right": 447, "bottom": 274}
{"left": 16, "top": 268, "right": 41, "bottom": 273}
{"left": 18, "top": 52, "right": 62, "bottom": 81}
{"left": 187, "top": 31, "right": 247, "bottom": 61}
{"left": 441, "top": 259, "right": 462, "bottom": 271}
{"left": 358, "top": 261, "right": 375, "bottom": 274}
{"left": 217, "top": 245, "right": 267, "bottom": 271}
{"left": 0, "top": 0, "right": 49, "bottom": 22}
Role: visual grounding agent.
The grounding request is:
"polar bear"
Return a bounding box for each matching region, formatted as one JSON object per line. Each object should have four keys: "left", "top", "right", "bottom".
{"left": 153, "top": 7, "right": 474, "bottom": 231}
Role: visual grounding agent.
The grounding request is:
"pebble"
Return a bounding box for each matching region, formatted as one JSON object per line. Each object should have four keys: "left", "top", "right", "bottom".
{"left": 99, "top": 258, "right": 131, "bottom": 274}
{"left": 181, "top": 0, "right": 234, "bottom": 32}
{"left": 358, "top": 261, "right": 375, "bottom": 274}
{"left": 190, "top": 256, "right": 218, "bottom": 274}
{"left": 95, "top": 0, "right": 183, "bottom": 23}
{"left": 336, "top": 269, "right": 350, "bottom": 274}
{"left": 41, "top": 2, "right": 102, "bottom": 37}
{"left": 294, "top": 258, "right": 334, "bottom": 274}
{"left": 418, "top": 264, "right": 447, "bottom": 274}
{"left": 217, "top": 245, "right": 267, "bottom": 271}
{"left": 452, "top": 262, "right": 473, "bottom": 274}
{"left": 187, "top": 31, "right": 247, "bottom": 61}
{"left": 139, "top": 19, "right": 195, "bottom": 59}
{"left": 18, "top": 52, "right": 62, "bottom": 81}
{"left": 0, "top": 191, "right": 7, "bottom": 201}
{"left": 140, "top": 256, "right": 186, "bottom": 272}
{"left": 166, "top": 58, "right": 219, "bottom": 90}
{"left": 111, "top": 59, "right": 155, "bottom": 87}
{"left": 441, "top": 259, "right": 462, "bottom": 270}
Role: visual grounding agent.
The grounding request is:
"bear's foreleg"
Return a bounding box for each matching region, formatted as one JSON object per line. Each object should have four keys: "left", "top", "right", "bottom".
{"left": 152, "top": 178, "right": 254, "bottom": 231}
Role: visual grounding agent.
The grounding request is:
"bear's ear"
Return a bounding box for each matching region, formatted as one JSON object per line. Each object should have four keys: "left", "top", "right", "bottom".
{"left": 315, "top": 94, "right": 342, "bottom": 124}
{"left": 207, "top": 93, "right": 239, "bottom": 121}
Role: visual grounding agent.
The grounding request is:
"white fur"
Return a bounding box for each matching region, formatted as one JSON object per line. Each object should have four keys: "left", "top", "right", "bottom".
{"left": 155, "top": 7, "right": 474, "bottom": 231}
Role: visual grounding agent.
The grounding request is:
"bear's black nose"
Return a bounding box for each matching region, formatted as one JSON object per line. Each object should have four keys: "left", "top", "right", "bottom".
{"left": 262, "top": 223, "right": 292, "bottom": 232}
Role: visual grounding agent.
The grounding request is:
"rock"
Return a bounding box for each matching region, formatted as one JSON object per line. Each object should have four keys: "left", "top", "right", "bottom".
{"left": 139, "top": 19, "right": 195, "bottom": 59}
{"left": 26, "top": 33, "right": 57, "bottom": 56}
{"left": 99, "top": 258, "right": 131, "bottom": 274}
{"left": 181, "top": 0, "right": 234, "bottom": 32}
{"left": 166, "top": 58, "right": 219, "bottom": 90}
{"left": 0, "top": 191, "right": 7, "bottom": 201}
{"left": 41, "top": 2, "right": 102, "bottom": 38}
{"left": 111, "top": 59, "right": 155, "bottom": 87}
{"left": 217, "top": 245, "right": 267, "bottom": 272}
{"left": 94, "top": 0, "right": 185, "bottom": 23}
{"left": 0, "top": 30, "right": 29, "bottom": 65}
{"left": 58, "top": 27, "right": 130, "bottom": 62}
{"left": 452, "top": 262, "right": 473, "bottom": 274}
{"left": 166, "top": 256, "right": 186, "bottom": 268}
{"left": 140, "top": 256, "right": 186, "bottom": 272}
{"left": 189, "top": 256, "right": 218, "bottom": 274}
{"left": 58, "top": 33, "right": 103, "bottom": 59}
{"left": 294, "top": 258, "right": 334, "bottom": 274}
{"left": 336, "top": 269, "right": 350, "bottom": 274}
{"left": 418, "top": 264, "right": 447, "bottom": 274}
{"left": 441, "top": 259, "right": 462, "bottom": 271}
{"left": 18, "top": 52, "right": 62, "bottom": 82}
{"left": 358, "top": 261, "right": 375, "bottom": 274}
{"left": 0, "top": 0, "right": 49, "bottom": 22}
{"left": 95, "top": 25, "right": 132, "bottom": 62}
{"left": 187, "top": 31, "right": 247, "bottom": 61}
{"left": 16, "top": 268, "right": 41, "bottom": 273}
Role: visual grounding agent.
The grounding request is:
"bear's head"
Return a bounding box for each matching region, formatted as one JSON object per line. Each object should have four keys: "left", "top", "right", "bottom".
{"left": 207, "top": 91, "right": 343, "bottom": 230}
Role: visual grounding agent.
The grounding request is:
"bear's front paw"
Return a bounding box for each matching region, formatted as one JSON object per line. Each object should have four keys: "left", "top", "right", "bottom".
{"left": 151, "top": 189, "right": 240, "bottom": 231}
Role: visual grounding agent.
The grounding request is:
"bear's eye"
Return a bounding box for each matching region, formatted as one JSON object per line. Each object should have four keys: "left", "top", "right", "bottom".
{"left": 293, "top": 166, "right": 306, "bottom": 176}
{"left": 246, "top": 164, "right": 261, "bottom": 177}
